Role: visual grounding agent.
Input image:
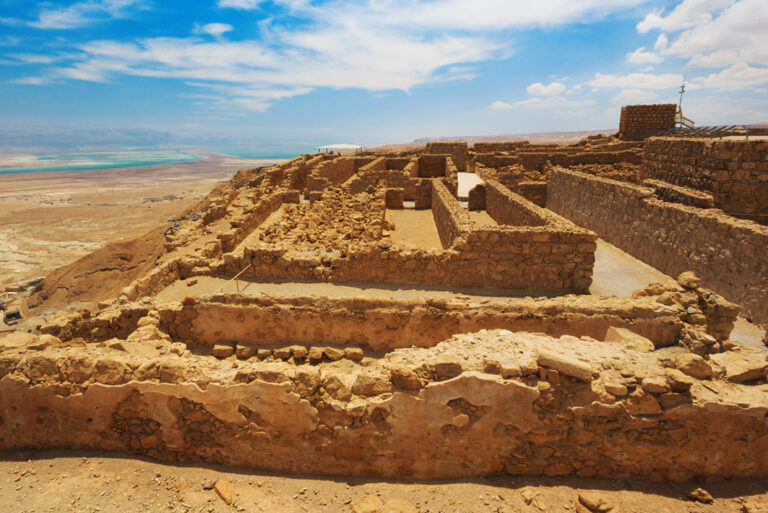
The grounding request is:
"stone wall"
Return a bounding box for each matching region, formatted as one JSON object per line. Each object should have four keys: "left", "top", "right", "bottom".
{"left": 516, "top": 182, "right": 547, "bottom": 207}
{"left": 429, "top": 180, "right": 596, "bottom": 292}
{"left": 472, "top": 142, "right": 530, "bottom": 152}
{"left": 3, "top": 321, "right": 765, "bottom": 482}
{"left": 47, "top": 280, "right": 732, "bottom": 350}
{"left": 484, "top": 180, "right": 547, "bottom": 226}
{"left": 425, "top": 141, "right": 468, "bottom": 172}
{"left": 418, "top": 155, "right": 450, "bottom": 177}
{"left": 618, "top": 104, "right": 676, "bottom": 141}
{"left": 547, "top": 168, "right": 768, "bottom": 324}
{"left": 642, "top": 137, "right": 768, "bottom": 221}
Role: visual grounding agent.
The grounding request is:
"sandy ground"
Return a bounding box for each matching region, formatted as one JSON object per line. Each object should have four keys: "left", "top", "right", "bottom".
{"left": 386, "top": 209, "right": 443, "bottom": 250}
{"left": 0, "top": 153, "right": 282, "bottom": 288}
{"left": 1, "top": 449, "right": 767, "bottom": 513}
{"left": 468, "top": 210, "right": 498, "bottom": 227}
{"left": 156, "top": 277, "right": 559, "bottom": 303}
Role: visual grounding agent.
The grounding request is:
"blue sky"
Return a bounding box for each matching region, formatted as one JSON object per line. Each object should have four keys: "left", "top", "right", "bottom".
{"left": 1, "top": 0, "right": 767, "bottom": 151}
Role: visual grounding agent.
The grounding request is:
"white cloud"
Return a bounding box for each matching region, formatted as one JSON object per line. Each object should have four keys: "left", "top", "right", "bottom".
{"left": 490, "top": 100, "right": 514, "bottom": 111}
{"left": 637, "top": 0, "right": 768, "bottom": 68}
{"left": 30, "top": 0, "right": 144, "bottom": 29}
{"left": 195, "top": 23, "right": 234, "bottom": 37}
{"left": 610, "top": 88, "right": 658, "bottom": 104}
{"left": 491, "top": 95, "right": 596, "bottom": 111}
{"left": 589, "top": 72, "right": 683, "bottom": 90}
{"left": 626, "top": 46, "right": 662, "bottom": 64}
{"left": 218, "top": 0, "right": 261, "bottom": 8}
{"left": 20, "top": 0, "right": 654, "bottom": 110}
{"left": 691, "top": 62, "right": 768, "bottom": 90}
{"left": 12, "top": 76, "right": 47, "bottom": 85}
{"left": 654, "top": 34, "right": 668, "bottom": 51}
{"left": 526, "top": 81, "right": 566, "bottom": 96}
{"left": 636, "top": 0, "right": 735, "bottom": 33}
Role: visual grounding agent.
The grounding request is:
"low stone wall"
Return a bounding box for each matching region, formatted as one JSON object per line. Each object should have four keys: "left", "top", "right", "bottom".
{"left": 485, "top": 179, "right": 547, "bottom": 226}
{"left": 472, "top": 141, "right": 530, "bottom": 152}
{"left": 2, "top": 323, "right": 764, "bottom": 482}
{"left": 217, "top": 192, "right": 283, "bottom": 252}
{"left": 518, "top": 150, "right": 641, "bottom": 171}
{"left": 547, "top": 168, "right": 768, "bottom": 324}
{"left": 618, "top": 104, "right": 676, "bottom": 140}
{"left": 428, "top": 180, "right": 596, "bottom": 292}
{"left": 425, "top": 141, "right": 468, "bottom": 172}
{"left": 643, "top": 179, "right": 714, "bottom": 208}
{"left": 418, "top": 155, "right": 450, "bottom": 177}
{"left": 468, "top": 184, "right": 486, "bottom": 210}
{"left": 642, "top": 137, "right": 768, "bottom": 221}
{"left": 309, "top": 157, "right": 375, "bottom": 190}
{"left": 432, "top": 180, "right": 471, "bottom": 247}
{"left": 516, "top": 181, "right": 547, "bottom": 207}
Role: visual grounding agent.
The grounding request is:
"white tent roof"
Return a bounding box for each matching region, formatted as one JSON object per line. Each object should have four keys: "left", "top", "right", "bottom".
{"left": 317, "top": 143, "right": 363, "bottom": 151}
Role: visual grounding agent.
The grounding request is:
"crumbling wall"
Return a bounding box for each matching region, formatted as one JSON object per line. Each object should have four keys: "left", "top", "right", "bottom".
{"left": 218, "top": 192, "right": 283, "bottom": 252}
{"left": 618, "top": 104, "right": 676, "bottom": 140}
{"left": 547, "top": 168, "right": 768, "bottom": 324}
{"left": 1, "top": 326, "right": 765, "bottom": 482}
{"left": 642, "top": 137, "right": 768, "bottom": 221}
{"left": 425, "top": 141, "right": 468, "bottom": 172}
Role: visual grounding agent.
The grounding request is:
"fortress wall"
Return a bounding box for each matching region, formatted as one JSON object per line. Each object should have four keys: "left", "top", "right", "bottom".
{"left": 642, "top": 137, "right": 768, "bottom": 221}
{"left": 547, "top": 168, "right": 768, "bottom": 324}
{"left": 618, "top": 104, "right": 677, "bottom": 141}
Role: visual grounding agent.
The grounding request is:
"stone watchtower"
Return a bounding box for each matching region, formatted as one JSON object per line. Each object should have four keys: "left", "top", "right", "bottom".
{"left": 618, "top": 104, "right": 677, "bottom": 141}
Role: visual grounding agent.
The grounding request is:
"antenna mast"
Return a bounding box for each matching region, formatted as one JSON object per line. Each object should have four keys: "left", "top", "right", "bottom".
{"left": 675, "top": 75, "right": 694, "bottom": 128}
{"left": 678, "top": 75, "right": 686, "bottom": 111}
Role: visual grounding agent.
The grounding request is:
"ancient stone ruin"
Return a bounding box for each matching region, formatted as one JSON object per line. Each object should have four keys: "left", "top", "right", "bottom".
{"left": 1, "top": 105, "right": 767, "bottom": 483}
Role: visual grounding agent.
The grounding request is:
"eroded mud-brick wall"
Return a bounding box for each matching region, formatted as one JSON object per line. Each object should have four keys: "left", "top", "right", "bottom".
{"left": 619, "top": 104, "right": 676, "bottom": 140}
{"left": 547, "top": 168, "right": 768, "bottom": 324}
{"left": 642, "top": 137, "right": 768, "bottom": 222}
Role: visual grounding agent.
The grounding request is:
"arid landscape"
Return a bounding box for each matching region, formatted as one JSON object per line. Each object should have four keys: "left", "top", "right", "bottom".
{"left": 2, "top": 105, "right": 768, "bottom": 512}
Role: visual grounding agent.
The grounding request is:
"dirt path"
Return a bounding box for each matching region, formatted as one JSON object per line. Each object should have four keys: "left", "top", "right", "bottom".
{"left": 1, "top": 449, "right": 766, "bottom": 513}
{"left": 386, "top": 209, "right": 443, "bottom": 250}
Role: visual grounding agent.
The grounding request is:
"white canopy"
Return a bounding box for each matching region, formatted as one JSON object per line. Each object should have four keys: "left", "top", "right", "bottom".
{"left": 317, "top": 143, "right": 363, "bottom": 151}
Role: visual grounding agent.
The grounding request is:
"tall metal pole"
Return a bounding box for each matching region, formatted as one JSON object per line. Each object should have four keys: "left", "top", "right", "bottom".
{"left": 678, "top": 75, "right": 686, "bottom": 111}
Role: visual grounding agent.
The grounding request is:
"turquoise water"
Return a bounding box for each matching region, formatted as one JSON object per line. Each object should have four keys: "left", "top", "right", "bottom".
{"left": 0, "top": 151, "right": 203, "bottom": 175}
{"left": 0, "top": 148, "right": 315, "bottom": 176}
{"left": 216, "top": 149, "right": 310, "bottom": 159}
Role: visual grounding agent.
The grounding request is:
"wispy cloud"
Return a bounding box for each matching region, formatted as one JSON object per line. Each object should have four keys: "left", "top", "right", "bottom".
{"left": 527, "top": 81, "right": 567, "bottom": 96}
{"left": 194, "top": 23, "right": 234, "bottom": 38}
{"left": 30, "top": 0, "right": 145, "bottom": 29}
{"left": 14, "top": 0, "right": 649, "bottom": 110}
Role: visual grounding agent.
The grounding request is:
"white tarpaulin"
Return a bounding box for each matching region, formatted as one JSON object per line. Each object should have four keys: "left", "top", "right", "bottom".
{"left": 317, "top": 144, "right": 363, "bottom": 151}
